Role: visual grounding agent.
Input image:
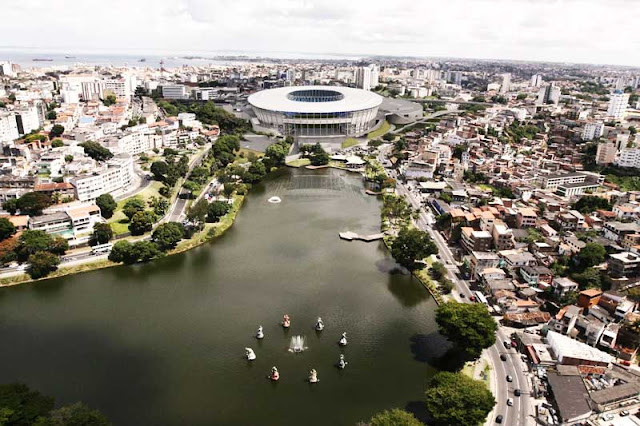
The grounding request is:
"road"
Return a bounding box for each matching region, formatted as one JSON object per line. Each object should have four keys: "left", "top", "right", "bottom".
{"left": 378, "top": 145, "right": 531, "bottom": 425}
{"left": 165, "top": 143, "right": 212, "bottom": 223}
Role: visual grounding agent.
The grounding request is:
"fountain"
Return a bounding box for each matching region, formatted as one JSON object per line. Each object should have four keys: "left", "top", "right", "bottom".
{"left": 337, "top": 354, "right": 348, "bottom": 369}
{"left": 315, "top": 317, "right": 324, "bottom": 331}
{"left": 268, "top": 196, "right": 282, "bottom": 204}
{"left": 308, "top": 369, "right": 319, "bottom": 383}
{"left": 282, "top": 314, "right": 291, "bottom": 328}
{"left": 245, "top": 348, "right": 256, "bottom": 361}
{"left": 288, "top": 335, "right": 306, "bottom": 353}
{"left": 339, "top": 332, "right": 348, "bottom": 346}
{"left": 256, "top": 325, "right": 264, "bottom": 339}
{"left": 269, "top": 366, "right": 280, "bottom": 381}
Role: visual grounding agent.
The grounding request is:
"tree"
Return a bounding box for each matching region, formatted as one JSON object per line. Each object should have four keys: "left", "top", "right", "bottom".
{"left": 571, "top": 267, "right": 602, "bottom": 290}
{"left": 122, "top": 198, "right": 146, "bottom": 220}
{"left": 265, "top": 142, "right": 287, "bottom": 166}
{"left": 15, "top": 230, "right": 54, "bottom": 262}
{"left": 16, "top": 192, "right": 52, "bottom": 216}
{"left": 207, "top": 201, "right": 231, "bottom": 223}
{"left": 425, "top": 372, "right": 496, "bottom": 426}
{"left": 92, "top": 223, "right": 113, "bottom": 245}
{"left": 133, "top": 241, "right": 162, "bottom": 262}
{"left": 576, "top": 243, "right": 606, "bottom": 269}
{"left": 3, "top": 198, "right": 18, "bottom": 215}
{"left": 0, "top": 217, "right": 16, "bottom": 241}
{"left": 0, "top": 383, "right": 54, "bottom": 426}
{"left": 46, "top": 111, "right": 57, "bottom": 120}
{"left": 49, "top": 237, "right": 69, "bottom": 255}
{"left": 152, "top": 222, "right": 184, "bottom": 251}
{"left": 108, "top": 240, "right": 133, "bottom": 263}
{"left": 151, "top": 198, "right": 170, "bottom": 216}
{"left": 390, "top": 227, "right": 438, "bottom": 271}
{"left": 368, "top": 409, "right": 422, "bottom": 426}
{"left": 35, "top": 402, "right": 111, "bottom": 426}
{"left": 95, "top": 194, "right": 117, "bottom": 219}
{"left": 244, "top": 161, "right": 267, "bottom": 184}
{"left": 128, "top": 211, "right": 155, "bottom": 235}
{"left": 439, "top": 192, "right": 452, "bottom": 203}
{"left": 187, "top": 199, "right": 209, "bottom": 225}
{"left": 109, "top": 240, "right": 161, "bottom": 264}
{"left": 78, "top": 141, "right": 114, "bottom": 162}
{"left": 436, "top": 302, "right": 497, "bottom": 359}
{"left": 50, "top": 139, "right": 64, "bottom": 148}
{"left": 65, "top": 155, "right": 74, "bottom": 163}
{"left": 572, "top": 196, "right": 611, "bottom": 214}
{"left": 150, "top": 161, "right": 169, "bottom": 181}
{"left": 27, "top": 251, "right": 60, "bottom": 279}
{"left": 102, "top": 95, "right": 116, "bottom": 106}
{"left": 49, "top": 125, "right": 64, "bottom": 138}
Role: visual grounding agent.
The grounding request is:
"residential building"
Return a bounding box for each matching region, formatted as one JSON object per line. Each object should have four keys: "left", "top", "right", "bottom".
{"left": 469, "top": 251, "right": 500, "bottom": 280}
{"left": 547, "top": 330, "right": 614, "bottom": 366}
{"left": 608, "top": 252, "right": 640, "bottom": 278}
{"left": 70, "top": 153, "right": 134, "bottom": 201}
{"left": 537, "top": 84, "right": 561, "bottom": 105}
{"left": 520, "top": 265, "right": 553, "bottom": 287}
{"left": 595, "top": 141, "right": 617, "bottom": 165}
{"left": 540, "top": 172, "right": 603, "bottom": 190}
{"left": 603, "top": 221, "right": 640, "bottom": 242}
{"left": 614, "top": 148, "right": 640, "bottom": 168}
{"left": 0, "top": 111, "right": 19, "bottom": 144}
{"left": 553, "top": 277, "right": 579, "bottom": 298}
{"left": 607, "top": 91, "right": 629, "bottom": 120}
{"left": 582, "top": 122, "right": 604, "bottom": 141}
{"left": 492, "top": 223, "right": 514, "bottom": 250}
{"left": 530, "top": 74, "right": 543, "bottom": 87}
{"left": 161, "top": 85, "right": 188, "bottom": 100}
{"left": 356, "top": 66, "right": 372, "bottom": 91}
{"left": 516, "top": 208, "right": 537, "bottom": 228}
{"left": 461, "top": 227, "right": 492, "bottom": 253}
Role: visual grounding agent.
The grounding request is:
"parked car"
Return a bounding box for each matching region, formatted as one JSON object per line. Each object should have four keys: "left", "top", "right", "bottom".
{"left": 506, "top": 375, "right": 513, "bottom": 382}
{"left": 514, "top": 389, "right": 521, "bottom": 396}
{"left": 504, "top": 341, "right": 511, "bottom": 349}
{"left": 469, "top": 295, "right": 476, "bottom": 302}
{"left": 496, "top": 415, "right": 503, "bottom": 424}
{"left": 500, "top": 354, "right": 507, "bottom": 361}
{"left": 620, "top": 410, "right": 630, "bottom": 416}
{"left": 507, "top": 398, "right": 513, "bottom": 406}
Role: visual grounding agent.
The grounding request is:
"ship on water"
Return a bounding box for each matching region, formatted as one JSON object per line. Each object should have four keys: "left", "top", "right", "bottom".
{"left": 32, "top": 58, "right": 53, "bottom": 62}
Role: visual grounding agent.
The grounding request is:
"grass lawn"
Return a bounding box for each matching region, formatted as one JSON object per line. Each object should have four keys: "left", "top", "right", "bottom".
{"left": 367, "top": 120, "right": 390, "bottom": 139}
{"left": 108, "top": 181, "right": 165, "bottom": 235}
{"left": 286, "top": 158, "right": 311, "bottom": 167}
{"left": 341, "top": 138, "right": 360, "bottom": 149}
{"left": 476, "top": 184, "right": 494, "bottom": 192}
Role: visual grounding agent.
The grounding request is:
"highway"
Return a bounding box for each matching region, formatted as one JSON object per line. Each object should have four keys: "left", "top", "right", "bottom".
{"left": 378, "top": 145, "right": 531, "bottom": 425}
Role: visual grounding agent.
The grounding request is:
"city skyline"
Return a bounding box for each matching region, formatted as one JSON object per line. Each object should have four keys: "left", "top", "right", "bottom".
{"left": 3, "top": 0, "right": 640, "bottom": 67}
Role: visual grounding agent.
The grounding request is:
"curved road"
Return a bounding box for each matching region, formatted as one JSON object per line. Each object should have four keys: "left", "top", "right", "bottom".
{"left": 379, "top": 145, "right": 530, "bottom": 425}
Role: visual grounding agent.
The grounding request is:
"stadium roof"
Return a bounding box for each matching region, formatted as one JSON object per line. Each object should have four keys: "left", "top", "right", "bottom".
{"left": 248, "top": 85, "right": 383, "bottom": 114}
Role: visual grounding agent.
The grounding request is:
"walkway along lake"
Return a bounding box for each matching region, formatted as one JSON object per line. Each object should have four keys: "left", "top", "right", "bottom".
{"left": 0, "top": 167, "right": 448, "bottom": 426}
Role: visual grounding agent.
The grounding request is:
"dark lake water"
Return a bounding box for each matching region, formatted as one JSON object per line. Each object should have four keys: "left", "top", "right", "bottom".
{"left": 0, "top": 167, "right": 447, "bottom": 426}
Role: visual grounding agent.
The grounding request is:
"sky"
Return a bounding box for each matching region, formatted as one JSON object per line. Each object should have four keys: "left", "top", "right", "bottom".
{"left": 3, "top": 0, "right": 640, "bottom": 66}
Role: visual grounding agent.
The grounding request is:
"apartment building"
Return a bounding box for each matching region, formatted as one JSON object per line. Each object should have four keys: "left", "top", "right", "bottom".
{"left": 461, "top": 227, "right": 492, "bottom": 253}
{"left": 71, "top": 154, "right": 134, "bottom": 201}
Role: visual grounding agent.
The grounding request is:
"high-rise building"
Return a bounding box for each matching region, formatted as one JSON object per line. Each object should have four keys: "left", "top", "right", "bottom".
{"left": 0, "top": 111, "right": 19, "bottom": 144}
{"left": 499, "top": 73, "right": 511, "bottom": 94}
{"left": 530, "top": 74, "right": 543, "bottom": 87}
{"left": 596, "top": 141, "right": 617, "bottom": 165}
{"left": 582, "top": 122, "right": 604, "bottom": 141}
{"left": 607, "top": 91, "right": 629, "bottom": 120}
{"left": 537, "top": 84, "right": 561, "bottom": 105}
{"left": 14, "top": 106, "right": 41, "bottom": 136}
{"left": 0, "top": 62, "right": 15, "bottom": 77}
{"left": 369, "top": 64, "right": 380, "bottom": 89}
{"left": 356, "top": 66, "right": 372, "bottom": 91}
{"left": 614, "top": 148, "right": 640, "bottom": 169}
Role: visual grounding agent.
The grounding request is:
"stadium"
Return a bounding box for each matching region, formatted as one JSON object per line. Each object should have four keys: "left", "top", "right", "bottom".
{"left": 247, "top": 86, "right": 383, "bottom": 138}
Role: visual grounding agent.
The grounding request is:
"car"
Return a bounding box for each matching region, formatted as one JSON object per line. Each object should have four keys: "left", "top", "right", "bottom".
{"left": 620, "top": 360, "right": 631, "bottom": 366}
{"left": 507, "top": 398, "right": 513, "bottom": 406}
{"left": 500, "top": 354, "right": 507, "bottom": 361}
{"left": 511, "top": 340, "right": 517, "bottom": 348}
{"left": 506, "top": 375, "right": 513, "bottom": 382}
{"left": 504, "top": 341, "right": 511, "bottom": 349}
{"left": 514, "top": 389, "right": 521, "bottom": 396}
{"left": 460, "top": 293, "right": 465, "bottom": 298}
{"left": 620, "top": 410, "right": 630, "bottom": 416}
{"left": 469, "top": 295, "right": 476, "bottom": 302}
{"left": 495, "top": 415, "right": 503, "bottom": 424}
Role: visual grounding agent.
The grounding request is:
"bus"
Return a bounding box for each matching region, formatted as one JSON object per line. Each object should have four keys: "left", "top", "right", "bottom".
{"left": 474, "top": 291, "right": 489, "bottom": 306}
{"left": 91, "top": 243, "right": 113, "bottom": 255}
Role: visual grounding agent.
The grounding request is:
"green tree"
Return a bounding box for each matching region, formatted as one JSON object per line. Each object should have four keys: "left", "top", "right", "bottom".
{"left": 436, "top": 302, "right": 497, "bottom": 359}
{"left": 95, "top": 194, "right": 117, "bottom": 219}
{"left": 27, "top": 251, "right": 60, "bottom": 279}
{"left": 425, "top": 372, "right": 496, "bottom": 426}
{"left": 15, "top": 230, "right": 54, "bottom": 262}
{"left": 3, "top": 198, "right": 18, "bottom": 215}
{"left": 0, "top": 217, "right": 16, "bottom": 241}
{"left": 187, "top": 199, "right": 209, "bottom": 225}
{"left": 132, "top": 241, "right": 162, "bottom": 262}
{"left": 572, "top": 196, "right": 611, "bottom": 214}
{"left": 78, "top": 141, "right": 114, "bottom": 162}
{"left": 46, "top": 111, "right": 57, "bottom": 120}
{"left": 102, "top": 95, "right": 116, "bottom": 106}
{"left": 34, "top": 402, "right": 111, "bottom": 426}
{"left": 150, "top": 161, "right": 169, "bottom": 181}
{"left": 16, "top": 192, "right": 52, "bottom": 216}
{"left": 244, "top": 161, "right": 267, "bottom": 184}
{"left": 49, "top": 125, "right": 64, "bottom": 138}
{"left": 390, "top": 227, "right": 438, "bottom": 271}
{"left": 64, "top": 155, "right": 73, "bottom": 163}
{"left": 108, "top": 240, "right": 133, "bottom": 263}
{"left": 571, "top": 267, "right": 602, "bottom": 290}
{"left": 368, "top": 408, "right": 422, "bottom": 426}
{"left": 50, "top": 139, "right": 63, "bottom": 148}
{"left": 122, "top": 198, "right": 145, "bottom": 220}
{"left": 49, "top": 237, "right": 69, "bottom": 255}
{"left": 152, "top": 222, "right": 185, "bottom": 251}
{"left": 128, "top": 211, "right": 156, "bottom": 235}
{"left": 207, "top": 201, "right": 231, "bottom": 223}
{"left": 576, "top": 243, "right": 606, "bottom": 269}
{"left": 431, "top": 262, "right": 447, "bottom": 280}
{"left": 91, "top": 223, "right": 113, "bottom": 245}
{"left": 0, "top": 383, "right": 54, "bottom": 426}
{"left": 152, "top": 198, "right": 170, "bottom": 216}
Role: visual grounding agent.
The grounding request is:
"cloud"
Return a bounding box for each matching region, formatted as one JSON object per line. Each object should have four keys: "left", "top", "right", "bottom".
{"left": 1, "top": 0, "right": 639, "bottom": 65}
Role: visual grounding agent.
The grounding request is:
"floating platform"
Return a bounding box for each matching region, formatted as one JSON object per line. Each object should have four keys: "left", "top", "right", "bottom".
{"left": 339, "top": 231, "right": 384, "bottom": 242}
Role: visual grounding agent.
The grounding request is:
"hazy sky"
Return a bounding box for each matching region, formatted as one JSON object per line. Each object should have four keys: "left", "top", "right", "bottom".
{"left": 3, "top": 0, "right": 640, "bottom": 65}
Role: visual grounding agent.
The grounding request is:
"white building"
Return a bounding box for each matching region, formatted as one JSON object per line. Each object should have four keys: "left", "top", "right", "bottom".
{"left": 81, "top": 81, "right": 104, "bottom": 101}
{"left": 104, "top": 78, "right": 131, "bottom": 99}
{"left": 356, "top": 66, "right": 372, "bottom": 91}
{"left": 369, "top": 64, "right": 380, "bottom": 88}
{"left": 161, "top": 85, "right": 188, "bottom": 100}
{"left": 0, "top": 62, "right": 15, "bottom": 77}
{"left": 530, "top": 74, "right": 543, "bottom": 87}
{"left": 595, "top": 141, "right": 617, "bottom": 165}
{"left": 500, "top": 73, "right": 511, "bottom": 94}
{"left": 0, "top": 111, "right": 19, "bottom": 144}
{"left": 537, "top": 85, "right": 561, "bottom": 105}
{"left": 71, "top": 154, "right": 134, "bottom": 201}
{"left": 14, "top": 105, "right": 41, "bottom": 135}
{"left": 582, "top": 122, "right": 604, "bottom": 141}
{"left": 614, "top": 148, "right": 640, "bottom": 168}
{"left": 607, "top": 91, "right": 629, "bottom": 120}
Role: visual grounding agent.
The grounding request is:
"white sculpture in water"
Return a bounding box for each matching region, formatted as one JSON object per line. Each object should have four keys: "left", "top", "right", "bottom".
{"left": 308, "top": 368, "right": 319, "bottom": 383}
{"left": 339, "top": 332, "right": 348, "bottom": 346}
{"left": 315, "top": 317, "right": 324, "bottom": 331}
{"left": 337, "top": 354, "right": 348, "bottom": 369}
{"left": 245, "top": 348, "right": 256, "bottom": 361}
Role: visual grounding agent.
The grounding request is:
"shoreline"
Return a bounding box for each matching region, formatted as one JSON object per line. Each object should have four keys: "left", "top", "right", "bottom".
{"left": 0, "top": 195, "right": 246, "bottom": 288}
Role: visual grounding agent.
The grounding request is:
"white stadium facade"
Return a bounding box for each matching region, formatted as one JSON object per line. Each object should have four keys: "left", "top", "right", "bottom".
{"left": 247, "top": 86, "right": 383, "bottom": 138}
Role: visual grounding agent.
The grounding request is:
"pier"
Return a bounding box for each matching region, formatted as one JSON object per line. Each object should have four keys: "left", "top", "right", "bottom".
{"left": 339, "top": 231, "right": 384, "bottom": 242}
